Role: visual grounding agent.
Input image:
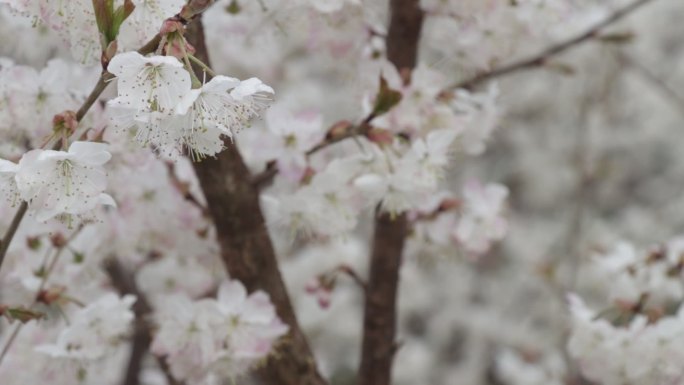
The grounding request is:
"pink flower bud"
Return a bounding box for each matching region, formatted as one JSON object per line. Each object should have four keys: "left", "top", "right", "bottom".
{"left": 160, "top": 19, "right": 184, "bottom": 35}
{"left": 165, "top": 38, "right": 196, "bottom": 59}
{"left": 367, "top": 128, "right": 394, "bottom": 146}
{"left": 52, "top": 110, "right": 79, "bottom": 135}
{"left": 317, "top": 290, "right": 332, "bottom": 309}
{"left": 305, "top": 278, "right": 320, "bottom": 294}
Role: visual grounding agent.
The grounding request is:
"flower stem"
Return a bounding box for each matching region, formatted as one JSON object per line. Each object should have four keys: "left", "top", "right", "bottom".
{"left": 0, "top": 201, "right": 28, "bottom": 273}
{"left": 188, "top": 54, "right": 217, "bottom": 78}
{"left": 0, "top": 227, "right": 80, "bottom": 366}
{"left": 179, "top": 41, "right": 203, "bottom": 88}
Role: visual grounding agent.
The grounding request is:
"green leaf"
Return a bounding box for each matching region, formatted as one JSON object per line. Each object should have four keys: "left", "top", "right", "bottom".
{"left": 112, "top": 0, "right": 136, "bottom": 41}
{"left": 372, "top": 76, "right": 402, "bottom": 117}
{"left": 544, "top": 61, "right": 576, "bottom": 76}
{"left": 92, "top": 0, "right": 114, "bottom": 43}
{"left": 73, "top": 251, "right": 85, "bottom": 264}
{"left": 4, "top": 307, "right": 45, "bottom": 324}
{"left": 226, "top": 0, "right": 241, "bottom": 14}
{"left": 598, "top": 31, "right": 635, "bottom": 44}
{"left": 93, "top": 0, "right": 135, "bottom": 48}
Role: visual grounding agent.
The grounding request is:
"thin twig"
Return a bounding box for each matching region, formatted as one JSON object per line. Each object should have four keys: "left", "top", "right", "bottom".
{"left": 188, "top": 54, "right": 217, "bottom": 77}
{"left": 0, "top": 325, "right": 21, "bottom": 366}
{"left": 0, "top": 202, "right": 27, "bottom": 272}
{"left": 618, "top": 51, "right": 684, "bottom": 116}
{"left": 335, "top": 264, "right": 368, "bottom": 293}
{"left": 449, "top": 0, "right": 659, "bottom": 91}
{"left": 251, "top": 114, "right": 375, "bottom": 188}
{"left": 165, "top": 161, "right": 209, "bottom": 216}
{"left": 0, "top": 227, "right": 82, "bottom": 365}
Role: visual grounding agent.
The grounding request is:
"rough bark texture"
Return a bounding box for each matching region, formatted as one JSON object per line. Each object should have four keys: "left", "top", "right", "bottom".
{"left": 358, "top": 1, "right": 424, "bottom": 385}
{"left": 358, "top": 212, "right": 408, "bottom": 385}
{"left": 185, "top": 19, "right": 327, "bottom": 385}
{"left": 385, "top": 0, "right": 424, "bottom": 71}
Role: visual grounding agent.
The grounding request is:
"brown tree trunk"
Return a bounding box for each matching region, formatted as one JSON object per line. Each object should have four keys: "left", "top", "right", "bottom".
{"left": 358, "top": 211, "right": 408, "bottom": 385}
{"left": 185, "top": 18, "right": 327, "bottom": 385}
{"left": 358, "top": 1, "right": 424, "bottom": 385}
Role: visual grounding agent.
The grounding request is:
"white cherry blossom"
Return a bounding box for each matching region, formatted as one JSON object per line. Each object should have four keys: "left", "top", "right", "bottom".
{"left": 14, "top": 141, "right": 115, "bottom": 221}
{"left": 263, "top": 156, "right": 371, "bottom": 237}
{"left": 451, "top": 85, "right": 501, "bottom": 156}
{"left": 151, "top": 295, "right": 224, "bottom": 381}
{"left": 454, "top": 180, "right": 508, "bottom": 255}
{"left": 208, "top": 280, "right": 289, "bottom": 378}
{"left": 258, "top": 104, "right": 325, "bottom": 181}
{"left": 0, "top": 158, "right": 19, "bottom": 206}
{"left": 151, "top": 279, "right": 287, "bottom": 382}
{"left": 108, "top": 52, "right": 191, "bottom": 114}
{"left": 302, "top": 0, "right": 361, "bottom": 13}
{"left": 36, "top": 293, "right": 136, "bottom": 361}
{"left": 174, "top": 75, "right": 275, "bottom": 159}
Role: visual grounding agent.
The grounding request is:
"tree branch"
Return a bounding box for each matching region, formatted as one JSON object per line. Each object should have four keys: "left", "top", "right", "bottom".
{"left": 359, "top": 212, "right": 408, "bottom": 385}
{"left": 104, "top": 258, "right": 182, "bottom": 385}
{"left": 0, "top": 202, "right": 27, "bottom": 272}
{"left": 185, "top": 18, "right": 327, "bottom": 385}
{"left": 618, "top": 51, "right": 684, "bottom": 116}
{"left": 358, "top": 1, "right": 423, "bottom": 385}
{"left": 449, "top": 0, "right": 659, "bottom": 91}
{"left": 251, "top": 116, "right": 374, "bottom": 188}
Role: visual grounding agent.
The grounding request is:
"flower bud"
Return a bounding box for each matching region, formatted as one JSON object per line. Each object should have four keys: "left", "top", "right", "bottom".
{"left": 160, "top": 19, "right": 184, "bottom": 35}
{"left": 37, "top": 286, "right": 66, "bottom": 305}
{"left": 50, "top": 233, "right": 67, "bottom": 248}
{"left": 52, "top": 111, "right": 79, "bottom": 136}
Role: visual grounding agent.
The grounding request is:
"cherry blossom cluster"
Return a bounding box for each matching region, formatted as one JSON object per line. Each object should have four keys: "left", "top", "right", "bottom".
{"left": 0, "top": 142, "right": 115, "bottom": 221}
{"left": 495, "top": 348, "right": 566, "bottom": 385}
{"left": 0, "top": 0, "right": 650, "bottom": 384}
{"left": 567, "top": 237, "right": 684, "bottom": 385}
{"left": 107, "top": 51, "right": 274, "bottom": 160}
{"left": 0, "top": 58, "right": 98, "bottom": 155}
{"left": 36, "top": 293, "right": 136, "bottom": 361}
{"left": 0, "top": 1, "right": 288, "bottom": 383}
{"left": 152, "top": 279, "right": 288, "bottom": 383}
{"left": 409, "top": 180, "right": 509, "bottom": 257}
{"left": 255, "top": 60, "right": 506, "bottom": 242}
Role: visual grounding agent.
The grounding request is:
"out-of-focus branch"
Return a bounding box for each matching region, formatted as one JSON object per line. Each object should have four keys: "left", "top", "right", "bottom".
{"left": 104, "top": 258, "right": 182, "bottom": 385}
{"left": 618, "top": 51, "right": 684, "bottom": 115}
{"left": 104, "top": 258, "right": 153, "bottom": 385}
{"left": 185, "top": 18, "right": 327, "bottom": 385}
{"left": 165, "top": 161, "right": 209, "bottom": 216}
{"left": 358, "top": 1, "right": 423, "bottom": 384}
{"left": 449, "top": 0, "right": 659, "bottom": 91}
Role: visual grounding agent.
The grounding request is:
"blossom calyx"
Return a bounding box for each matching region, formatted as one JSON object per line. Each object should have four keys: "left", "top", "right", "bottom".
{"left": 52, "top": 110, "right": 79, "bottom": 136}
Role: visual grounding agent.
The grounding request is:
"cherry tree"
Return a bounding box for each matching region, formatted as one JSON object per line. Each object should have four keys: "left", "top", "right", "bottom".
{"left": 0, "top": 0, "right": 675, "bottom": 384}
